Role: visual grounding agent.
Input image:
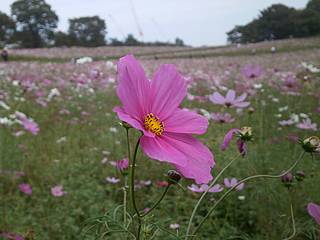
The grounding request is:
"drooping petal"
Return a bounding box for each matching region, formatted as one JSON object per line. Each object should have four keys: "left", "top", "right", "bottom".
{"left": 230, "top": 178, "right": 238, "bottom": 186}
{"left": 236, "top": 139, "right": 247, "bottom": 156}
{"left": 224, "top": 178, "right": 231, "bottom": 188}
{"left": 221, "top": 128, "right": 240, "bottom": 150}
{"left": 116, "top": 55, "right": 150, "bottom": 119}
{"left": 235, "top": 93, "right": 247, "bottom": 102}
{"left": 209, "top": 92, "right": 225, "bottom": 104}
{"left": 226, "top": 90, "right": 236, "bottom": 102}
{"left": 307, "top": 203, "right": 320, "bottom": 225}
{"left": 233, "top": 101, "right": 250, "bottom": 108}
{"left": 140, "top": 132, "right": 214, "bottom": 184}
{"left": 209, "top": 184, "right": 224, "bottom": 193}
{"left": 164, "top": 109, "right": 208, "bottom": 135}
{"left": 150, "top": 64, "right": 187, "bottom": 120}
{"left": 113, "top": 107, "right": 154, "bottom": 137}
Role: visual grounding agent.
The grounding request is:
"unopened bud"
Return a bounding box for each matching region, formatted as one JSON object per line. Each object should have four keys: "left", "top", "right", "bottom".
{"left": 238, "top": 126, "right": 253, "bottom": 141}
{"left": 248, "top": 107, "right": 255, "bottom": 114}
{"left": 281, "top": 172, "right": 294, "bottom": 188}
{"left": 301, "top": 136, "right": 320, "bottom": 153}
{"left": 295, "top": 171, "right": 306, "bottom": 182}
{"left": 120, "top": 121, "right": 132, "bottom": 129}
{"left": 167, "top": 170, "right": 181, "bottom": 185}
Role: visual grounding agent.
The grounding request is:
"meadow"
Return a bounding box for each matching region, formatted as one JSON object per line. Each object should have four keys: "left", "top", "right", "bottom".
{"left": 1, "top": 38, "right": 320, "bottom": 240}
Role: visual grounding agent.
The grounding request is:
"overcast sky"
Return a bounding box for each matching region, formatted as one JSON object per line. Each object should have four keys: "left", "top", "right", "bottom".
{"left": 0, "top": 0, "right": 309, "bottom": 46}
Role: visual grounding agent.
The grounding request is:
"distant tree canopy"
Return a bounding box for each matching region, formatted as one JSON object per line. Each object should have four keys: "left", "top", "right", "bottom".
{"left": 0, "top": 11, "right": 16, "bottom": 44}
{"left": 1, "top": 0, "right": 185, "bottom": 48}
{"left": 227, "top": 0, "right": 320, "bottom": 43}
{"left": 11, "top": 0, "right": 58, "bottom": 48}
{"left": 68, "top": 16, "right": 106, "bottom": 47}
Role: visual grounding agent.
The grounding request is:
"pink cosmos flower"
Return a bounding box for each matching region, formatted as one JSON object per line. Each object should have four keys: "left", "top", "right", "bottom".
{"left": 221, "top": 128, "right": 247, "bottom": 156}
{"left": 241, "top": 64, "right": 263, "bottom": 79}
{"left": 19, "top": 183, "right": 32, "bottom": 195}
{"left": 169, "top": 223, "right": 180, "bottom": 230}
{"left": 211, "top": 112, "right": 235, "bottom": 124}
{"left": 20, "top": 118, "right": 40, "bottom": 135}
{"left": 209, "top": 90, "right": 250, "bottom": 108}
{"left": 51, "top": 185, "right": 67, "bottom": 197}
{"left": 116, "top": 158, "right": 129, "bottom": 171}
{"left": 113, "top": 55, "right": 214, "bottom": 184}
{"left": 188, "top": 183, "right": 224, "bottom": 193}
{"left": 296, "top": 119, "right": 317, "bottom": 131}
{"left": 307, "top": 202, "right": 320, "bottom": 225}
{"left": 224, "top": 178, "right": 245, "bottom": 191}
{"left": 0, "top": 232, "right": 25, "bottom": 240}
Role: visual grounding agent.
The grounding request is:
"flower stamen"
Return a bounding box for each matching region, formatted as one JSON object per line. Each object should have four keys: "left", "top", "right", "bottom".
{"left": 144, "top": 113, "right": 164, "bottom": 136}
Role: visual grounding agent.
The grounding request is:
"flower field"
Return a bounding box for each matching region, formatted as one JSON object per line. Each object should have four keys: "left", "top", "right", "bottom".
{"left": 1, "top": 38, "right": 320, "bottom": 239}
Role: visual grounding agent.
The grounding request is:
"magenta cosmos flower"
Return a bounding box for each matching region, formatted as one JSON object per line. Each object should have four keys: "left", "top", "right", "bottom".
{"left": 209, "top": 90, "right": 250, "bottom": 108}
{"left": 307, "top": 202, "right": 320, "bottom": 225}
{"left": 18, "top": 183, "right": 32, "bottom": 195}
{"left": 114, "top": 55, "right": 214, "bottom": 184}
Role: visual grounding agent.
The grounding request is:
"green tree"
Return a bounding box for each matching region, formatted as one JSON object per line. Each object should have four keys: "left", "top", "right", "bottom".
{"left": 124, "top": 34, "right": 139, "bottom": 46}
{"left": 307, "top": 0, "right": 320, "bottom": 12}
{"left": 0, "top": 11, "right": 16, "bottom": 44}
{"left": 68, "top": 16, "right": 106, "bottom": 47}
{"left": 54, "top": 31, "right": 71, "bottom": 47}
{"left": 175, "top": 37, "right": 185, "bottom": 46}
{"left": 11, "top": 0, "right": 58, "bottom": 48}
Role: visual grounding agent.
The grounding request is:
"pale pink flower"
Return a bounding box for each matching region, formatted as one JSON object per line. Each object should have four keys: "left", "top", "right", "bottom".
{"left": 241, "top": 64, "right": 263, "bottom": 79}
{"left": 188, "top": 183, "right": 223, "bottom": 193}
{"left": 211, "top": 112, "right": 235, "bottom": 124}
{"left": 296, "top": 118, "right": 317, "bottom": 131}
{"left": 169, "top": 223, "right": 180, "bottom": 230}
{"left": 106, "top": 177, "right": 120, "bottom": 184}
{"left": 307, "top": 203, "right": 320, "bottom": 225}
{"left": 224, "top": 178, "right": 245, "bottom": 191}
{"left": 51, "top": 185, "right": 67, "bottom": 197}
{"left": 20, "top": 118, "right": 39, "bottom": 135}
{"left": 19, "top": 183, "right": 32, "bottom": 195}
{"left": 209, "top": 90, "right": 250, "bottom": 108}
{"left": 113, "top": 55, "right": 214, "bottom": 184}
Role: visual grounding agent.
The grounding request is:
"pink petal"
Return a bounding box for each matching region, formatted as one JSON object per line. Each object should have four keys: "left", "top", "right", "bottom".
{"left": 224, "top": 178, "right": 231, "bottom": 188}
{"left": 209, "top": 92, "right": 225, "bottom": 104}
{"left": 116, "top": 55, "right": 150, "bottom": 119}
{"left": 150, "top": 64, "right": 187, "bottom": 120}
{"left": 113, "top": 106, "right": 154, "bottom": 137}
{"left": 226, "top": 90, "right": 236, "bottom": 102}
{"left": 221, "top": 128, "right": 240, "bottom": 151}
{"left": 308, "top": 203, "right": 320, "bottom": 225}
{"left": 235, "top": 93, "right": 247, "bottom": 102}
{"left": 236, "top": 182, "right": 245, "bottom": 191}
{"left": 233, "top": 101, "right": 250, "bottom": 108}
{"left": 164, "top": 109, "right": 208, "bottom": 135}
{"left": 209, "top": 184, "right": 224, "bottom": 193}
{"left": 230, "top": 178, "right": 238, "bottom": 186}
{"left": 140, "top": 132, "right": 214, "bottom": 184}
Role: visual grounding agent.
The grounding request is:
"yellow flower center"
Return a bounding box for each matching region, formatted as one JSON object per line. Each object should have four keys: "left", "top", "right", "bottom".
{"left": 144, "top": 113, "right": 164, "bottom": 136}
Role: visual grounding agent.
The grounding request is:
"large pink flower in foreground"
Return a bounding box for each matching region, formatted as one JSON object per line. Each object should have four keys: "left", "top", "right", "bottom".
{"left": 114, "top": 55, "right": 214, "bottom": 184}
{"left": 307, "top": 202, "right": 320, "bottom": 225}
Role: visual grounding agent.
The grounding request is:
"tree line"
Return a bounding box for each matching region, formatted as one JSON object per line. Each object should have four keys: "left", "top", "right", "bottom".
{"left": 0, "top": 0, "right": 185, "bottom": 48}
{"left": 227, "top": 0, "right": 320, "bottom": 44}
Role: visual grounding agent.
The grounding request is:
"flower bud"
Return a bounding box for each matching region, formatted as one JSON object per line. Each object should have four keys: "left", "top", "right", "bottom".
{"left": 248, "top": 107, "right": 255, "bottom": 114}
{"left": 238, "top": 126, "right": 253, "bottom": 141}
{"left": 167, "top": 170, "right": 181, "bottom": 185}
{"left": 281, "top": 172, "right": 293, "bottom": 188}
{"left": 116, "top": 158, "right": 129, "bottom": 175}
{"left": 295, "top": 171, "right": 306, "bottom": 182}
{"left": 119, "top": 121, "right": 132, "bottom": 129}
{"left": 301, "top": 136, "right": 320, "bottom": 153}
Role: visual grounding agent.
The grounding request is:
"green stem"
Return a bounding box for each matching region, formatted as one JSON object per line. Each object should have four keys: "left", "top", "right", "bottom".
{"left": 129, "top": 138, "right": 142, "bottom": 239}
{"left": 141, "top": 185, "right": 171, "bottom": 218}
{"left": 185, "top": 153, "right": 241, "bottom": 239}
{"left": 283, "top": 204, "right": 296, "bottom": 240}
{"left": 191, "top": 152, "right": 305, "bottom": 237}
{"left": 123, "top": 176, "right": 128, "bottom": 226}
